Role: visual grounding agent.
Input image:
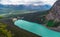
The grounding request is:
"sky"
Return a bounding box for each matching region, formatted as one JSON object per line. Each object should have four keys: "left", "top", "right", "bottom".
{"left": 0, "top": 0, "right": 57, "bottom": 6}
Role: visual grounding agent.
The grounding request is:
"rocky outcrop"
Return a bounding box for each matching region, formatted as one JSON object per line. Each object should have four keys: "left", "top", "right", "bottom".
{"left": 46, "top": 0, "right": 60, "bottom": 22}
{"left": 45, "top": 0, "right": 60, "bottom": 32}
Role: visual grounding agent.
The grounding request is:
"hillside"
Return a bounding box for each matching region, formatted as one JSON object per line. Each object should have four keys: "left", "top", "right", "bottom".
{"left": 43, "top": 0, "right": 60, "bottom": 32}
{"left": 46, "top": 0, "right": 60, "bottom": 21}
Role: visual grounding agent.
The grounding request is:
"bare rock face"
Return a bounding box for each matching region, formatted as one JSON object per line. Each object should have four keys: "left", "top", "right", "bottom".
{"left": 46, "top": 0, "right": 60, "bottom": 22}
{"left": 45, "top": 0, "right": 60, "bottom": 32}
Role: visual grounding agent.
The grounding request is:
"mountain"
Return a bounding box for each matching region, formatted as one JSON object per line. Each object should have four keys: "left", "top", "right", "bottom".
{"left": 25, "top": 4, "right": 51, "bottom": 11}
{"left": 45, "top": 0, "right": 60, "bottom": 22}
{"left": 0, "top": 4, "right": 51, "bottom": 11}
{"left": 0, "top": 4, "right": 51, "bottom": 17}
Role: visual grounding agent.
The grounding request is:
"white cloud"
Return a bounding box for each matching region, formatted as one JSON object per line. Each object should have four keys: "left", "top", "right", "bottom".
{"left": 0, "top": 0, "right": 57, "bottom": 6}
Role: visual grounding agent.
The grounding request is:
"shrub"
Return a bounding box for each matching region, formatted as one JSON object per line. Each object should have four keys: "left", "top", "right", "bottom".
{"left": 0, "top": 23, "right": 13, "bottom": 37}
{"left": 47, "top": 20, "right": 55, "bottom": 27}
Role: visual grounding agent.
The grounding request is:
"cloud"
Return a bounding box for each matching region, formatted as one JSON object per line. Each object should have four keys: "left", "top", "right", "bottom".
{"left": 0, "top": 0, "right": 57, "bottom": 6}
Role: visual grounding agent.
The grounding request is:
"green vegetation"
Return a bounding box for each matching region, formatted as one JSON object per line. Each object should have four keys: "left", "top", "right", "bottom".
{"left": 46, "top": 20, "right": 60, "bottom": 27}
{"left": 53, "top": 22, "right": 60, "bottom": 27}
{"left": 0, "top": 16, "right": 4, "bottom": 19}
{"left": 0, "top": 23, "right": 13, "bottom": 37}
{"left": 47, "top": 20, "right": 55, "bottom": 27}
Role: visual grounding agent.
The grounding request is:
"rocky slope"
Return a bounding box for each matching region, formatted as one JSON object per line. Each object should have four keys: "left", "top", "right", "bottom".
{"left": 46, "top": 0, "right": 60, "bottom": 22}
{"left": 45, "top": 0, "right": 60, "bottom": 32}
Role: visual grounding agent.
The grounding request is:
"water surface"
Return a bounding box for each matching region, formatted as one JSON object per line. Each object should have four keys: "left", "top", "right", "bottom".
{"left": 14, "top": 20, "right": 60, "bottom": 37}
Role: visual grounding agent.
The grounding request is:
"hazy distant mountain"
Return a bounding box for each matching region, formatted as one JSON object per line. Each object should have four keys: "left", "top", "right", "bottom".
{"left": 0, "top": 4, "right": 51, "bottom": 11}
{"left": 0, "top": 4, "right": 52, "bottom": 17}
{"left": 25, "top": 4, "right": 51, "bottom": 11}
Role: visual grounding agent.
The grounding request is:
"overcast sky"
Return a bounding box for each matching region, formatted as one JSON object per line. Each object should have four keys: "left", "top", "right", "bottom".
{"left": 0, "top": 0, "right": 57, "bottom": 6}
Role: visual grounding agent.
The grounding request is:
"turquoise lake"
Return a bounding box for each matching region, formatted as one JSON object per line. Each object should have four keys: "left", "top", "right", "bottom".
{"left": 14, "top": 20, "right": 60, "bottom": 37}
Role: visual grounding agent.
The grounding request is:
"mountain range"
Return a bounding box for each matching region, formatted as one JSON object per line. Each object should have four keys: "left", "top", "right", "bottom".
{"left": 0, "top": 4, "right": 52, "bottom": 17}
{"left": 0, "top": 4, "right": 51, "bottom": 11}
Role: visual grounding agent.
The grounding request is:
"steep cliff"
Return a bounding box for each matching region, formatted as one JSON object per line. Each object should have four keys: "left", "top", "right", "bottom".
{"left": 46, "top": 0, "right": 60, "bottom": 22}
